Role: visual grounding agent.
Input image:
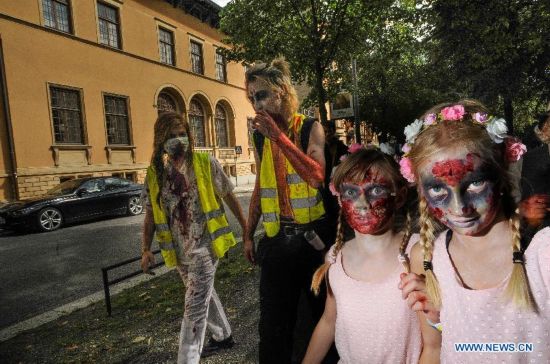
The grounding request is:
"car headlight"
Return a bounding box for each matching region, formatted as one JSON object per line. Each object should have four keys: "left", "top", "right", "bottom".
{"left": 10, "top": 206, "right": 39, "bottom": 216}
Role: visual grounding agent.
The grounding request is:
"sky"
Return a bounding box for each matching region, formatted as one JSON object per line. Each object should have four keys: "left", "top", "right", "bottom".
{"left": 212, "top": 0, "right": 230, "bottom": 7}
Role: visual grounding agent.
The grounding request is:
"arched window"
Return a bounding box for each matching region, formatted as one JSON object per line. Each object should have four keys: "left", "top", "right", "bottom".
{"left": 157, "top": 92, "right": 177, "bottom": 114}
{"left": 215, "top": 104, "right": 229, "bottom": 147}
{"left": 189, "top": 100, "right": 206, "bottom": 147}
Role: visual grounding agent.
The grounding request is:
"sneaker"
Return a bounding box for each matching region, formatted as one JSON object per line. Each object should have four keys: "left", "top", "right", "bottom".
{"left": 201, "top": 335, "right": 235, "bottom": 358}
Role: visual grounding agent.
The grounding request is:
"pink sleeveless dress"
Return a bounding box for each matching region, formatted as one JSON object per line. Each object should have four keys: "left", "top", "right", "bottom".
{"left": 433, "top": 227, "right": 550, "bottom": 363}
{"left": 327, "top": 238, "right": 422, "bottom": 364}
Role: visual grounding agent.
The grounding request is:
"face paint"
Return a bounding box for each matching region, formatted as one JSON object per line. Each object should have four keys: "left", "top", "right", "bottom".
{"left": 164, "top": 136, "right": 189, "bottom": 159}
{"left": 339, "top": 178, "right": 395, "bottom": 234}
{"left": 246, "top": 79, "right": 282, "bottom": 116}
{"left": 420, "top": 153, "right": 500, "bottom": 236}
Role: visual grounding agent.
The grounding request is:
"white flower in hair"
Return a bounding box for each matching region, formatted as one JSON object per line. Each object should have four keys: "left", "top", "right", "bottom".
{"left": 404, "top": 119, "right": 423, "bottom": 144}
{"left": 379, "top": 142, "right": 395, "bottom": 156}
{"left": 485, "top": 117, "right": 508, "bottom": 144}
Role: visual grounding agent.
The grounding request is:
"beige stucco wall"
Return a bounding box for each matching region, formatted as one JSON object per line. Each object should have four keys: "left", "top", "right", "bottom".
{"left": 0, "top": 0, "right": 255, "bottom": 200}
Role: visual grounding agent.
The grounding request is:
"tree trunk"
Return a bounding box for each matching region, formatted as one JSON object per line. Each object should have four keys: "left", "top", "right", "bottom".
{"left": 315, "top": 59, "right": 328, "bottom": 125}
{"left": 503, "top": 95, "right": 514, "bottom": 136}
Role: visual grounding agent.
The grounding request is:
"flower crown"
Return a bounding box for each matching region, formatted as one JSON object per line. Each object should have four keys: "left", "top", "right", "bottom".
{"left": 399, "top": 104, "right": 527, "bottom": 183}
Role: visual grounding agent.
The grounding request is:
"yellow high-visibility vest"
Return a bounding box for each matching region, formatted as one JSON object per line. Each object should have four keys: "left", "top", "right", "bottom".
{"left": 258, "top": 114, "right": 325, "bottom": 237}
{"left": 146, "top": 153, "right": 236, "bottom": 265}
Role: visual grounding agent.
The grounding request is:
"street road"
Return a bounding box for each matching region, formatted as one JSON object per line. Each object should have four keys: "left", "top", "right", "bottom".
{"left": 0, "top": 193, "right": 252, "bottom": 329}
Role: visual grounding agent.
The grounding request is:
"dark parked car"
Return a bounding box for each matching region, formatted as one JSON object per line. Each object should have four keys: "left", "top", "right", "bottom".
{"left": 0, "top": 177, "right": 143, "bottom": 232}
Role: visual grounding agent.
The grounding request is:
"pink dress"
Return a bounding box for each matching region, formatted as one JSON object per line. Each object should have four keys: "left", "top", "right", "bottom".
{"left": 327, "top": 239, "right": 422, "bottom": 364}
{"left": 433, "top": 227, "right": 550, "bottom": 363}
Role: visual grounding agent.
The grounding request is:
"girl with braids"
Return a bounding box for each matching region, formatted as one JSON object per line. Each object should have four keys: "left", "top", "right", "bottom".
{"left": 303, "top": 148, "right": 422, "bottom": 364}
{"left": 141, "top": 112, "right": 246, "bottom": 363}
{"left": 399, "top": 100, "right": 550, "bottom": 363}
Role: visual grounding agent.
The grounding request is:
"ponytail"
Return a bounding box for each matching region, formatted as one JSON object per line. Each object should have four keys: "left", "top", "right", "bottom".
{"left": 505, "top": 210, "right": 536, "bottom": 310}
{"left": 419, "top": 198, "right": 442, "bottom": 308}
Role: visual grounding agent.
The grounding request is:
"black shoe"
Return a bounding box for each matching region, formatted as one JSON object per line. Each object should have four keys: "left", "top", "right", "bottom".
{"left": 201, "top": 335, "right": 235, "bottom": 358}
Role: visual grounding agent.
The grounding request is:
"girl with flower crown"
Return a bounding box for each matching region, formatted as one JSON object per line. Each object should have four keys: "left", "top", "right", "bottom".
{"left": 302, "top": 147, "right": 424, "bottom": 364}
{"left": 398, "top": 100, "right": 550, "bottom": 363}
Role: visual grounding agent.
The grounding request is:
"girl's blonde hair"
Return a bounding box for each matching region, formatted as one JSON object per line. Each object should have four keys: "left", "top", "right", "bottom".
{"left": 408, "top": 99, "right": 534, "bottom": 310}
{"left": 245, "top": 57, "right": 299, "bottom": 121}
{"left": 311, "top": 148, "right": 411, "bottom": 294}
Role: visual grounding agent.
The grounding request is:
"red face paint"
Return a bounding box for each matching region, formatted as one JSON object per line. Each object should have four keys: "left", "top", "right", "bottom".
{"left": 340, "top": 178, "right": 395, "bottom": 234}
{"left": 431, "top": 154, "right": 475, "bottom": 186}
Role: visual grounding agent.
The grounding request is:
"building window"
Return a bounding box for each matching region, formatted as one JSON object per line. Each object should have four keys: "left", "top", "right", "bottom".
{"left": 158, "top": 28, "right": 175, "bottom": 66}
{"left": 189, "top": 100, "right": 206, "bottom": 147}
{"left": 190, "top": 41, "right": 204, "bottom": 75}
{"left": 215, "top": 51, "right": 227, "bottom": 82}
{"left": 50, "top": 86, "right": 85, "bottom": 144}
{"left": 215, "top": 105, "right": 229, "bottom": 147}
{"left": 42, "top": 0, "right": 72, "bottom": 33}
{"left": 104, "top": 95, "right": 130, "bottom": 145}
{"left": 157, "top": 92, "right": 178, "bottom": 114}
{"left": 97, "top": 2, "right": 121, "bottom": 49}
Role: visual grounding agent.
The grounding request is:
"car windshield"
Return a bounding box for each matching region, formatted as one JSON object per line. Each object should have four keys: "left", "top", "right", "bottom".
{"left": 47, "top": 179, "right": 84, "bottom": 195}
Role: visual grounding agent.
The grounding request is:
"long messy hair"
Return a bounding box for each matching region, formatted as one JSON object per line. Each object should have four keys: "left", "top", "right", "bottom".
{"left": 245, "top": 57, "right": 299, "bottom": 121}
{"left": 311, "top": 148, "right": 411, "bottom": 295}
{"left": 408, "top": 99, "right": 534, "bottom": 310}
{"left": 151, "top": 112, "right": 194, "bottom": 191}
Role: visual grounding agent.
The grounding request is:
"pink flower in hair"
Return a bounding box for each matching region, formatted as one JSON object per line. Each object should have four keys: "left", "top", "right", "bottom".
{"left": 399, "top": 157, "right": 415, "bottom": 183}
{"left": 339, "top": 154, "right": 348, "bottom": 162}
{"left": 402, "top": 143, "right": 411, "bottom": 154}
{"left": 505, "top": 137, "right": 527, "bottom": 162}
{"left": 424, "top": 113, "right": 437, "bottom": 125}
{"left": 473, "top": 112, "right": 488, "bottom": 123}
{"left": 348, "top": 143, "right": 363, "bottom": 154}
{"left": 441, "top": 105, "right": 465, "bottom": 121}
{"left": 329, "top": 182, "right": 339, "bottom": 197}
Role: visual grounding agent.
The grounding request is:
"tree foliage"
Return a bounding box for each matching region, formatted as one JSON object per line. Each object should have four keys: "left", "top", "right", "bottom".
{"left": 220, "top": 0, "right": 390, "bottom": 124}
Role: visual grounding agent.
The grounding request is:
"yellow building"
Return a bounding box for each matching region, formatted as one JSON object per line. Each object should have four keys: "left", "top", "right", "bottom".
{"left": 0, "top": 0, "right": 255, "bottom": 201}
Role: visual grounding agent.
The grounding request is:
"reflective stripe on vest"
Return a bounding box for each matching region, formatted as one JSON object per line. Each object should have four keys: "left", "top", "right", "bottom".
{"left": 193, "top": 152, "right": 237, "bottom": 258}
{"left": 257, "top": 114, "right": 325, "bottom": 237}
{"left": 146, "top": 166, "right": 178, "bottom": 268}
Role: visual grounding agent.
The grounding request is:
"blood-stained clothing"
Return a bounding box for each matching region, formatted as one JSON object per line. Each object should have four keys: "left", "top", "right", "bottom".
{"left": 143, "top": 154, "right": 233, "bottom": 364}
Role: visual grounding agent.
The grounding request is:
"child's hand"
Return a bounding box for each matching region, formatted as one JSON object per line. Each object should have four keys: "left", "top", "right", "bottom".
{"left": 398, "top": 272, "right": 440, "bottom": 323}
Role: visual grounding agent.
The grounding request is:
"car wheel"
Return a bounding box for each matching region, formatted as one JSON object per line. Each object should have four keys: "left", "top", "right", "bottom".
{"left": 37, "top": 207, "right": 63, "bottom": 232}
{"left": 127, "top": 196, "right": 143, "bottom": 216}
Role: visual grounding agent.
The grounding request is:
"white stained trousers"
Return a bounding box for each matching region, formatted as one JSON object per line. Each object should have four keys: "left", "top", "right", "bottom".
{"left": 176, "top": 248, "right": 232, "bottom": 364}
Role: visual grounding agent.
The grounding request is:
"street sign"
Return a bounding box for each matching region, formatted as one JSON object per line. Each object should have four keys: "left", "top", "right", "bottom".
{"left": 330, "top": 91, "right": 354, "bottom": 119}
{"left": 235, "top": 145, "right": 242, "bottom": 155}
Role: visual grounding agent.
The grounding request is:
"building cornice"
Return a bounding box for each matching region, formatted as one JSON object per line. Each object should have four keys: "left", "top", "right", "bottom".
{"left": 0, "top": 13, "right": 245, "bottom": 91}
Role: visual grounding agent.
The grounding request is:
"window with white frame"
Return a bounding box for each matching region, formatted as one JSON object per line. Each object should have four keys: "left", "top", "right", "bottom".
{"left": 42, "top": 0, "right": 72, "bottom": 33}
{"left": 215, "top": 51, "right": 227, "bottom": 82}
{"left": 215, "top": 104, "right": 229, "bottom": 147}
{"left": 158, "top": 28, "right": 175, "bottom": 66}
{"left": 190, "top": 40, "right": 204, "bottom": 75}
{"left": 104, "top": 95, "right": 130, "bottom": 145}
{"left": 97, "top": 2, "right": 121, "bottom": 49}
{"left": 49, "top": 86, "right": 85, "bottom": 144}
{"left": 189, "top": 100, "right": 206, "bottom": 147}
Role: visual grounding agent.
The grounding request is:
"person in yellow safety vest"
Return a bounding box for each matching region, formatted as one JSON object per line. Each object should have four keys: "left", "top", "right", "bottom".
{"left": 140, "top": 112, "right": 247, "bottom": 363}
{"left": 243, "top": 58, "right": 339, "bottom": 364}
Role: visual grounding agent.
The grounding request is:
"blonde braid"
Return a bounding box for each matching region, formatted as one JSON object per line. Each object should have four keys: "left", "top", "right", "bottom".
{"left": 419, "top": 198, "right": 442, "bottom": 308}
{"left": 311, "top": 209, "right": 345, "bottom": 295}
{"left": 505, "top": 210, "right": 536, "bottom": 311}
{"left": 399, "top": 211, "right": 413, "bottom": 273}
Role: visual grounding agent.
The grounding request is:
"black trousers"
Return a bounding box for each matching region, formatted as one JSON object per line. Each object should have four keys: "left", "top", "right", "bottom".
{"left": 257, "top": 219, "right": 338, "bottom": 364}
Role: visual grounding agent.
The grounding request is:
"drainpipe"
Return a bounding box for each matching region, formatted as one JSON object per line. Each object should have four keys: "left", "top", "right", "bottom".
{"left": 0, "top": 39, "right": 19, "bottom": 201}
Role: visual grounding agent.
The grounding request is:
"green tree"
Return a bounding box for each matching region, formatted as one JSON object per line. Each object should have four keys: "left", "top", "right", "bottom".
{"left": 427, "top": 0, "right": 550, "bottom": 133}
{"left": 219, "top": 0, "right": 390, "bottom": 124}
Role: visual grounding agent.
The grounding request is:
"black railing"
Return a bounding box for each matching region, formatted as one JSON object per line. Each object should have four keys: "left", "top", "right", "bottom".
{"left": 101, "top": 249, "right": 164, "bottom": 316}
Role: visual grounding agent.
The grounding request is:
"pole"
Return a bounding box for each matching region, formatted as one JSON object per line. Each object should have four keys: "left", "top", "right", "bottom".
{"left": 351, "top": 58, "right": 361, "bottom": 144}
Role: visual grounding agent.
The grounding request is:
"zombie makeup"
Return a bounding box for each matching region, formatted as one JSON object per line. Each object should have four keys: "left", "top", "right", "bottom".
{"left": 420, "top": 153, "right": 500, "bottom": 236}
{"left": 164, "top": 136, "right": 189, "bottom": 159}
{"left": 246, "top": 79, "right": 282, "bottom": 116}
{"left": 339, "top": 177, "right": 396, "bottom": 234}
